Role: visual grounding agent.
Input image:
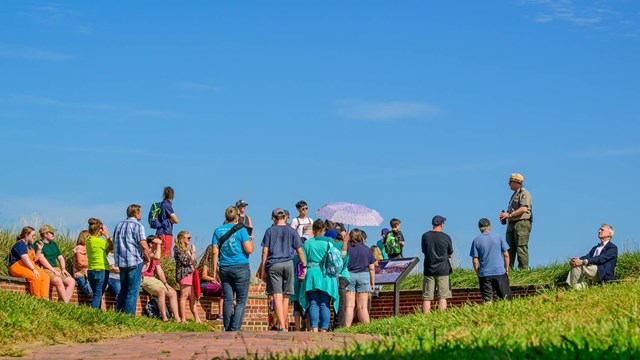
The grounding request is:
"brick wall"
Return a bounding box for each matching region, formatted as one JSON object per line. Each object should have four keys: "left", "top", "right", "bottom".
{"left": 0, "top": 276, "right": 541, "bottom": 329}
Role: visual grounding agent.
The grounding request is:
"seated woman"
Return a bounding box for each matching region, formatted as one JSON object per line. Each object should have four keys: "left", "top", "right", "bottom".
{"left": 174, "top": 231, "right": 201, "bottom": 323}
{"left": 197, "top": 244, "right": 224, "bottom": 320}
{"left": 36, "top": 224, "right": 76, "bottom": 303}
{"left": 141, "top": 235, "right": 181, "bottom": 322}
{"left": 9, "top": 226, "right": 50, "bottom": 298}
{"left": 73, "top": 230, "right": 93, "bottom": 298}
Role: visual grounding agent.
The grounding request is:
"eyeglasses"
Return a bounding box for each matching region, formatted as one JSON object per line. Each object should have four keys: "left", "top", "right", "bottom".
{"left": 186, "top": 237, "right": 191, "bottom": 240}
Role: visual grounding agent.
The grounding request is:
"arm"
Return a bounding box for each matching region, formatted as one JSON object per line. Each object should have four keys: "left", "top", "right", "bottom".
{"left": 246, "top": 215, "right": 253, "bottom": 228}
{"left": 200, "top": 264, "right": 216, "bottom": 282}
{"left": 583, "top": 245, "right": 618, "bottom": 265}
{"left": 472, "top": 257, "right": 480, "bottom": 275}
{"left": 212, "top": 245, "right": 219, "bottom": 279}
{"left": 149, "top": 241, "right": 162, "bottom": 261}
{"left": 38, "top": 254, "right": 59, "bottom": 274}
{"left": 242, "top": 238, "right": 254, "bottom": 254}
{"left": 74, "top": 250, "right": 88, "bottom": 269}
{"left": 140, "top": 240, "right": 152, "bottom": 262}
{"left": 155, "top": 265, "right": 170, "bottom": 286}
{"left": 257, "top": 247, "right": 269, "bottom": 280}
{"left": 109, "top": 262, "right": 119, "bottom": 273}
{"left": 503, "top": 251, "right": 510, "bottom": 274}
{"left": 20, "top": 254, "right": 41, "bottom": 278}
{"left": 170, "top": 213, "right": 179, "bottom": 224}
{"left": 58, "top": 255, "right": 71, "bottom": 277}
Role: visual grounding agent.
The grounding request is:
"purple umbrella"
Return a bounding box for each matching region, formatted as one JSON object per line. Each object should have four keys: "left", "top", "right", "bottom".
{"left": 315, "top": 202, "right": 384, "bottom": 226}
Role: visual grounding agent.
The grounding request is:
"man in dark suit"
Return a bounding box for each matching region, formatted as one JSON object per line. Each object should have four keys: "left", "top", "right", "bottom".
{"left": 566, "top": 224, "right": 618, "bottom": 290}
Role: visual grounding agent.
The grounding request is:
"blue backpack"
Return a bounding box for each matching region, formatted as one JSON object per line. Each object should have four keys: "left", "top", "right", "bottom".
{"left": 321, "top": 241, "right": 344, "bottom": 277}
{"left": 144, "top": 297, "right": 172, "bottom": 319}
{"left": 148, "top": 202, "right": 163, "bottom": 229}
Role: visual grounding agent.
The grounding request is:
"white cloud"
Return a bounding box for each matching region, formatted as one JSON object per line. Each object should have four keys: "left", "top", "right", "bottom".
{"left": 0, "top": 44, "right": 74, "bottom": 61}
{"left": 522, "top": 0, "right": 636, "bottom": 32}
{"left": 337, "top": 100, "right": 439, "bottom": 121}
{"left": 182, "top": 82, "right": 223, "bottom": 93}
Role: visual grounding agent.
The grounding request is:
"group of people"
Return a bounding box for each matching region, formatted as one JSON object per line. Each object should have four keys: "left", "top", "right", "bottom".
{"left": 419, "top": 173, "right": 619, "bottom": 312}
{"left": 7, "top": 175, "right": 621, "bottom": 330}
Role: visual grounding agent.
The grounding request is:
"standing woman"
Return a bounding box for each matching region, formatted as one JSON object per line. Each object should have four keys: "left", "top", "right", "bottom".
{"left": 174, "top": 231, "right": 201, "bottom": 323}
{"left": 86, "top": 218, "right": 113, "bottom": 309}
{"left": 9, "top": 226, "right": 50, "bottom": 298}
{"left": 298, "top": 219, "right": 339, "bottom": 332}
{"left": 344, "top": 228, "right": 376, "bottom": 327}
{"left": 212, "top": 206, "right": 253, "bottom": 331}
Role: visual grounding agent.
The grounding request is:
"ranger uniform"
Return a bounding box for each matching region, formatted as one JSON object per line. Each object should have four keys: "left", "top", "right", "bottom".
{"left": 503, "top": 173, "right": 532, "bottom": 269}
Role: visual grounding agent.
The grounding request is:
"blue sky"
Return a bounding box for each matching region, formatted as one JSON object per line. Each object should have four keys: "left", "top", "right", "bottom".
{"left": 1, "top": 1, "right": 639, "bottom": 270}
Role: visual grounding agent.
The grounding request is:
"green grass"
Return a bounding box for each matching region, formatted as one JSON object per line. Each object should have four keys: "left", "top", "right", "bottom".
{"left": 394, "top": 251, "right": 640, "bottom": 290}
{"left": 302, "top": 281, "right": 640, "bottom": 359}
{"left": 0, "top": 289, "right": 210, "bottom": 356}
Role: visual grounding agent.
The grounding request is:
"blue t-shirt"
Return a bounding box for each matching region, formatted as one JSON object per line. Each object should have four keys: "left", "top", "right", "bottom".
{"left": 9, "top": 241, "right": 30, "bottom": 267}
{"left": 212, "top": 224, "right": 251, "bottom": 267}
{"left": 469, "top": 231, "right": 510, "bottom": 277}
{"left": 261, "top": 225, "right": 302, "bottom": 268}
{"left": 156, "top": 200, "right": 175, "bottom": 235}
{"left": 346, "top": 242, "right": 376, "bottom": 273}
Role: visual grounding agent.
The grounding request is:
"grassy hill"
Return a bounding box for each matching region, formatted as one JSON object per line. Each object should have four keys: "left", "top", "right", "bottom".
{"left": 326, "top": 281, "right": 640, "bottom": 359}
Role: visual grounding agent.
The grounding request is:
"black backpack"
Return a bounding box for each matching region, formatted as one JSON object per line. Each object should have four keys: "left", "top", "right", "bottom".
{"left": 144, "top": 297, "right": 172, "bottom": 319}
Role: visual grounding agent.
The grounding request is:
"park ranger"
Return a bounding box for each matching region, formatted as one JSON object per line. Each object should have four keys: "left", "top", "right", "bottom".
{"left": 499, "top": 173, "right": 532, "bottom": 269}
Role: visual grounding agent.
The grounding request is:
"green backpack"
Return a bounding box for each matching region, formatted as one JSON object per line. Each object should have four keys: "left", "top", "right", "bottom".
{"left": 384, "top": 232, "right": 401, "bottom": 257}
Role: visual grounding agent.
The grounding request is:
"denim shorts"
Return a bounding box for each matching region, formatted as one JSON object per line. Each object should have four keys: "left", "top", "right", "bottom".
{"left": 346, "top": 271, "right": 372, "bottom": 293}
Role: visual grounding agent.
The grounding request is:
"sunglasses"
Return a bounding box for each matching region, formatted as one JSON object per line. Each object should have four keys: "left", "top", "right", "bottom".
{"left": 186, "top": 237, "right": 191, "bottom": 240}
{"left": 300, "top": 207, "right": 308, "bottom": 210}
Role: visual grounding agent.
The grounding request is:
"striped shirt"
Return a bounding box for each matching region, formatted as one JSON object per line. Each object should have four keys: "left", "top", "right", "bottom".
{"left": 113, "top": 217, "right": 146, "bottom": 267}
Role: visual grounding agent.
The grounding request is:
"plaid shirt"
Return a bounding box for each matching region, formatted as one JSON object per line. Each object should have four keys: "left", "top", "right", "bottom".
{"left": 113, "top": 217, "right": 146, "bottom": 267}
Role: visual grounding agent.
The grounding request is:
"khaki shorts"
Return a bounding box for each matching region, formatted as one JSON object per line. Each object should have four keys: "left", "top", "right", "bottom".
{"left": 43, "top": 267, "right": 70, "bottom": 281}
{"left": 422, "top": 275, "right": 452, "bottom": 300}
{"left": 141, "top": 276, "right": 168, "bottom": 295}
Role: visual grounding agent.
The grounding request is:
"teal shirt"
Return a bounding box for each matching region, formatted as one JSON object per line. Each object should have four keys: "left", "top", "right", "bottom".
{"left": 376, "top": 239, "right": 389, "bottom": 260}
{"left": 299, "top": 236, "right": 340, "bottom": 313}
{"left": 333, "top": 239, "right": 350, "bottom": 280}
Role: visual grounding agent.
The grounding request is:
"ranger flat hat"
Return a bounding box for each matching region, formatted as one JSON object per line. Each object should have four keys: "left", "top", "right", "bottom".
{"left": 509, "top": 173, "right": 524, "bottom": 183}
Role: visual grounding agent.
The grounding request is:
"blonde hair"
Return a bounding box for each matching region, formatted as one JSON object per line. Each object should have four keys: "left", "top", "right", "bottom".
{"left": 370, "top": 245, "right": 383, "bottom": 261}
{"left": 175, "top": 231, "right": 191, "bottom": 253}
{"left": 76, "top": 230, "right": 90, "bottom": 246}
{"left": 225, "top": 206, "right": 238, "bottom": 222}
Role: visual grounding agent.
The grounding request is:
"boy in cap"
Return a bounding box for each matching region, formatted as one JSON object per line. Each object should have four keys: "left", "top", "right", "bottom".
{"left": 420, "top": 215, "right": 453, "bottom": 313}
{"left": 470, "top": 218, "right": 512, "bottom": 303}
{"left": 499, "top": 173, "right": 533, "bottom": 269}
{"left": 257, "top": 208, "right": 306, "bottom": 331}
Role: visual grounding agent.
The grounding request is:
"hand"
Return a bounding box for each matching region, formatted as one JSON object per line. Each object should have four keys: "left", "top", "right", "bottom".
{"left": 371, "top": 284, "right": 375, "bottom": 292}
{"left": 499, "top": 212, "right": 510, "bottom": 221}
{"left": 33, "top": 268, "right": 40, "bottom": 278}
{"left": 102, "top": 224, "right": 109, "bottom": 236}
{"left": 54, "top": 269, "right": 61, "bottom": 277}
{"left": 570, "top": 257, "right": 583, "bottom": 267}
{"left": 35, "top": 242, "right": 43, "bottom": 251}
{"left": 62, "top": 269, "right": 71, "bottom": 277}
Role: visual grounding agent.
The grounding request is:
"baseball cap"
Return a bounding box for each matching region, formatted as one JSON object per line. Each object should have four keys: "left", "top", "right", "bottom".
{"left": 39, "top": 224, "right": 57, "bottom": 234}
{"left": 509, "top": 173, "right": 524, "bottom": 183}
{"left": 236, "top": 200, "right": 248, "bottom": 207}
{"left": 325, "top": 230, "right": 338, "bottom": 239}
{"left": 271, "top": 208, "right": 286, "bottom": 218}
{"left": 432, "top": 215, "right": 447, "bottom": 226}
{"left": 381, "top": 228, "right": 390, "bottom": 236}
{"left": 478, "top": 218, "right": 491, "bottom": 228}
{"left": 333, "top": 223, "right": 345, "bottom": 233}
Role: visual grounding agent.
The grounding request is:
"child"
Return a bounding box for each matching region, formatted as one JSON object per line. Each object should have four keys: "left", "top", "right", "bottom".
{"left": 370, "top": 245, "right": 384, "bottom": 297}
{"left": 385, "top": 218, "right": 405, "bottom": 259}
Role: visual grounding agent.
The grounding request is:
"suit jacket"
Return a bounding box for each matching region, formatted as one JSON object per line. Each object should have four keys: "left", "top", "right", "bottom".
{"left": 580, "top": 241, "right": 618, "bottom": 282}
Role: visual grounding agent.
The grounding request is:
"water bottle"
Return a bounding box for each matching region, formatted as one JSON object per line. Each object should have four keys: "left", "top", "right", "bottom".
{"left": 501, "top": 210, "right": 507, "bottom": 225}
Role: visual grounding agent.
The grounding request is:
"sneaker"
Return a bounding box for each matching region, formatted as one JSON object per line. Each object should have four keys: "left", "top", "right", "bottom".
{"left": 216, "top": 315, "right": 223, "bottom": 320}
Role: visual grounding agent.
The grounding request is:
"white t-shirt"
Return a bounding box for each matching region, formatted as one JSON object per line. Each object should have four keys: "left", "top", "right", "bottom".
{"left": 291, "top": 216, "right": 313, "bottom": 237}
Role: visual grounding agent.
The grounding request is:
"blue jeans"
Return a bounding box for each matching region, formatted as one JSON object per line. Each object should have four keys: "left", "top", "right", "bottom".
{"left": 88, "top": 270, "right": 109, "bottom": 309}
{"left": 307, "top": 290, "right": 330, "bottom": 330}
{"left": 117, "top": 263, "right": 143, "bottom": 315}
{"left": 108, "top": 277, "right": 121, "bottom": 297}
{"left": 219, "top": 263, "right": 251, "bottom": 331}
{"left": 75, "top": 275, "right": 93, "bottom": 297}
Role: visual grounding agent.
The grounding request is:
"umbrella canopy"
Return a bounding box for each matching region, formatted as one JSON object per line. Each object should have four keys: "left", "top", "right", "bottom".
{"left": 316, "top": 202, "right": 384, "bottom": 226}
